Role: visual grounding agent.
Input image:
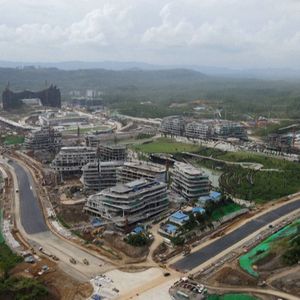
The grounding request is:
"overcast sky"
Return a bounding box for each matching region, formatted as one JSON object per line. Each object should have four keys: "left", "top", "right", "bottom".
{"left": 1, "top": 0, "right": 300, "bottom": 68}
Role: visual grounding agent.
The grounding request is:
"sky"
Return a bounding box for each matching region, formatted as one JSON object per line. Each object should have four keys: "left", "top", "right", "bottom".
{"left": 0, "top": 0, "right": 300, "bottom": 68}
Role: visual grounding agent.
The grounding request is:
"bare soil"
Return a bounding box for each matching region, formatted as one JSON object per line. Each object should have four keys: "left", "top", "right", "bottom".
{"left": 10, "top": 258, "right": 93, "bottom": 300}
{"left": 208, "top": 266, "right": 258, "bottom": 287}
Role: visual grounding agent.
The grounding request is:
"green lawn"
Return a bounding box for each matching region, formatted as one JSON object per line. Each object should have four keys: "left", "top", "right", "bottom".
{"left": 3, "top": 135, "right": 24, "bottom": 145}
{"left": 132, "top": 138, "right": 201, "bottom": 154}
{"left": 211, "top": 203, "right": 242, "bottom": 221}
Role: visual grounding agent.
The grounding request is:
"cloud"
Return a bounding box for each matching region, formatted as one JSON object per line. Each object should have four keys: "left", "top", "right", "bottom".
{"left": 0, "top": 0, "right": 300, "bottom": 67}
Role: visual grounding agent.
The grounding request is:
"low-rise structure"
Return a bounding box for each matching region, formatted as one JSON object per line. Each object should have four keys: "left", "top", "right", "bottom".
{"left": 81, "top": 160, "right": 124, "bottom": 192}
{"left": 198, "top": 191, "right": 222, "bottom": 207}
{"left": 84, "top": 179, "right": 169, "bottom": 228}
{"left": 51, "top": 146, "right": 97, "bottom": 177}
{"left": 117, "top": 161, "right": 166, "bottom": 183}
{"left": 24, "top": 126, "right": 62, "bottom": 152}
{"left": 171, "top": 162, "right": 211, "bottom": 202}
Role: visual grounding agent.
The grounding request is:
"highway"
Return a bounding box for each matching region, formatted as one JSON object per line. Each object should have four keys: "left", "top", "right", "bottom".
{"left": 11, "top": 161, "right": 48, "bottom": 234}
{"left": 172, "top": 199, "right": 300, "bottom": 271}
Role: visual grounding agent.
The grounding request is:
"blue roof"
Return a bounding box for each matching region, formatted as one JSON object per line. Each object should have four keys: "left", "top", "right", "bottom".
{"left": 165, "top": 224, "right": 178, "bottom": 234}
{"left": 192, "top": 207, "right": 205, "bottom": 214}
{"left": 170, "top": 211, "right": 189, "bottom": 220}
{"left": 198, "top": 195, "right": 211, "bottom": 202}
{"left": 91, "top": 217, "right": 102, "bottom": 227}
{"left": 132, "top": 226, "right": 144, "bottom": 234}
{"left": 210, "top": 191, "right": 221, "bottom": 200}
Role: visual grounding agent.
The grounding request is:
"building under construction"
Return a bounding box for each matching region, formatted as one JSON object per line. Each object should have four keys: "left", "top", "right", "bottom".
{"left": 117, "top": 161, "right": 167, "bottom": 183}
{"left": 98, "top": 144, "right": 127, "bottom": 161}
{"left": 24, "top": 126, "right": 62, "bottom": 152}
{"left": 185, "top": 121, "right": 214, "bottom": 140}
{"left": 160, "top": 115, "right": 186, "bottom": 136}
{"left": 267, "top": 133, "right": 294, "bottom": 152}
{"left": 84, "top": 179, "right": 169, "bottom": 228}
{"left": 171, "top": 162, "right": 211, "bottom": 202}
{"left": 81, "top": 160, "right": 124, "bottom": 192}
{"left": 51, "top": 146, "right": 97, "bottom": 178}
{"left": 160, "top": 116, "right": 247, "bottom": 140}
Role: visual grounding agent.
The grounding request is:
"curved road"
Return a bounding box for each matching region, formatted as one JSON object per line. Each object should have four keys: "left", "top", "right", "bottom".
{"left": 11, "top": 161, "right": 48, "bottom": 234}
{"left": 172, "top": 199, "right": 300, "bottom": 271}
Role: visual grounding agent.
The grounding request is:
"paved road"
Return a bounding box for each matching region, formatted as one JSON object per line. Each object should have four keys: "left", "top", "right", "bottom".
{"left": 172, "top": 199, "right": 300, "bottom": 271}
{"left": 11, "top": 161, "right": 48, "bottom": 234}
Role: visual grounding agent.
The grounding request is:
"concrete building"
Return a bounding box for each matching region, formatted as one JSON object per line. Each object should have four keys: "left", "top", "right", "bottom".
{"left": 51, "top": 146, "right": 97, "bottom": 177}
{"left": 171, "top": 162, "right": 211, "bottom": 202}
{"left": 85, "top": 131, "right": 114, "bottom": 147}
{"left": 214, "top": 121, "right": 247, "bottom": 140}
{"left": 98, "top": 144, "right": 127, "bottom": 161}
{"left": 84, "top": 179, "right": 169, "bottom": 228}
{"left": 117, "top": 161, "right": 166, "bottom": 183}
{"left": 185, "top": 121, "right": 214, "bottom": 140}
{"left": 39, "top": 111, "right": 89, "bottom": 127}
{"left": 81, "top": 160, "right": 124, "bottom": 192}
{"left": 160, "top": 116, "right": 186, "bottom": 136}
{"left": 24, "top": 126, "right": 62, "bottom": 152}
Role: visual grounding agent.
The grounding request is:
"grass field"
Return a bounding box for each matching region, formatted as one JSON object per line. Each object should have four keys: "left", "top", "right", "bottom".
{"left": 211, "top": 203, "right": 242, "bottom": 221}
{"left": 132, "top": 138, "right": 201, "bottom": 154}
{"left": 3, "top": 135, "right": 24, "bottom": 145}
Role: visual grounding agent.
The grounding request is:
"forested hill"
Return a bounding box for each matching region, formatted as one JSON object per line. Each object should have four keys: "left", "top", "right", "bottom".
{"left": 0, "top": 67, "right": 208, "bottom": 93}
{"left": 1, "top": 67, "right": 300, "bottom": 119}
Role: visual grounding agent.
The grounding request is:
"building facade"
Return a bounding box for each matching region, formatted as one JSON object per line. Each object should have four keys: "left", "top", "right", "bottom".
{"left": 117, "top": 161, "right": 166, "bottom": 183}
{"left": 24, "top": 126, "right": 62, "bottom": 152}
{"left": 98, "top": 144, "right": 127, "bottom": 161}
{"left": 81, "top": 160, "right": 124, "bottom": 192}
{"left": 185, "top": 121, "right": 213, "bottom": 140}
{"left": 160, "top": 116, "right": 186, "bottom": 136}
{"left": 84, "top": 179, "right": 169, "bottom": 228}
{"left": 171, "top": 162, "right": 211, "bottom": 201}
{"left": 51, "top": 147, "right": 97, "bottom": 177}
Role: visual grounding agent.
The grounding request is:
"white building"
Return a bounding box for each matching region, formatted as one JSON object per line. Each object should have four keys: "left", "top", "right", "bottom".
{"left": 171, "top": 162, "right": 211, "bottom": 202}
{"left": 84, "top": 179, "right": 169, "bottom": 228}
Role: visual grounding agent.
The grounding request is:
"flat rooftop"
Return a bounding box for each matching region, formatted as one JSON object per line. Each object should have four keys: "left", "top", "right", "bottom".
{"left": 123, "top": 161, "right": 165, "bottom": 172}
{"left": 175, "top": 162, "right": 205, "bottom": 176}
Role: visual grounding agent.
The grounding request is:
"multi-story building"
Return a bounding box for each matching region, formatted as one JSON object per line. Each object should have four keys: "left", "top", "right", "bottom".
{"left": 24, "top": 126, "right": 62, "bottom": 152}
{"left": 84, "top": 179, "right": 169, "bottom": 228}
{"left": 117, "top": 161, "right": 167, "bottom": 183}
{"left": 160, "top": 116, "right": 186, "bottom": 136}
{"left": 171, "top": 162, "right": 211, "bottom": 201}
{"left": 85, "top": 131, "right": 114, "bottom": 147}
{"left": 81, "top": 160, "right": 124, "bottom": 192}
{"left": 214, "top": 121, "right": 247, "bottom": 140}
{"left": 39, "top": 111, "right": 89, "bottom": 127}
{"left": 98, "top": 144, "right": 127, "bottom": 161}
{"left": 185, "top": 121, "right": 214, "bottom": 140}
{"left": 51, "top": 147, "right": 97, "bottom": 177}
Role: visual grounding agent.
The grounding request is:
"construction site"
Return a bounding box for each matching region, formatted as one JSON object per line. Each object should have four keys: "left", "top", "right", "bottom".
{"left": 1, "top": 102, "right": 300, "bottom": 300}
